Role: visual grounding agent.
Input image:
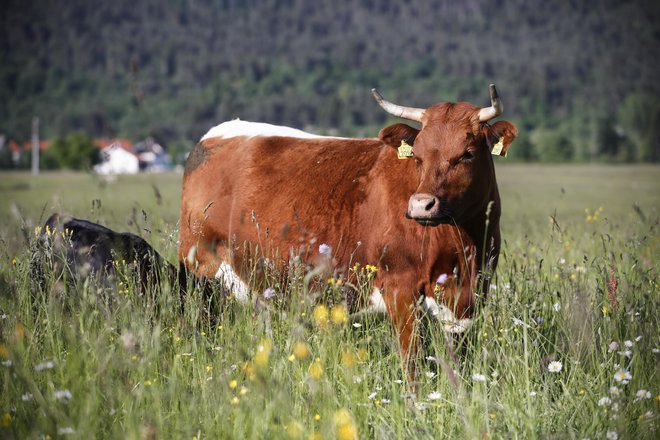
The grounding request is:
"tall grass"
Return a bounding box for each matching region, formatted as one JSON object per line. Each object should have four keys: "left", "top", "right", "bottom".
{"left": 0, "top": 166, "right": 658, "bottom": 439}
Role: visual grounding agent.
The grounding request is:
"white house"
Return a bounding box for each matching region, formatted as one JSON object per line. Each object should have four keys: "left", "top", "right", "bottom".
{"left": 94, "top": 143, "right": 139, "bottom": 175}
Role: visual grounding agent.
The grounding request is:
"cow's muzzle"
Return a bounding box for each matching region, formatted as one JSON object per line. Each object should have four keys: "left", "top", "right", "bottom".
{"left": 406, "top": 193, "right": 451, "bottom": 226}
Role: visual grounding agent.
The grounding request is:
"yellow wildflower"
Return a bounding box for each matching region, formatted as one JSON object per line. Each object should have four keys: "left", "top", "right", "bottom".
{"left": 242, "top": 361, "right": 255, "bottom": 379}
{"left": 313, "top": 305, "right": 329, "bottom": 328}
{"left": 308, "top": 358, "right": 324, "bottom": 380}
{"left": 286, "top": 421, "right": 303, "bottom": 439}
{"left": 230, "top": 396, "right": 240, "bottom": 405}
{"left": 0, "top": 344, "right": 9, "bottom": 359}
{"left": 314, "top": 414, "right": 321, "bottom": 422}
{"left": 11, "top": 258, "right": 17, "bottom": 265}
{"left": 308, "top": 432, "right": 323, "bottom": 440}
{"left": 334, "top": 409, "right": 358, "bottom": 440}
{"left": 254, "top": 338, "right": 272, "bottom": 368}
{"left": 1, "top": 413, "right": 11, "bottom": 428}
{"left": 356, "top": 348, "right": 369, "bottom": 362}
{"left": 229, "top": 379, "right": 238, "bottom": 389}
{"left": 239, "top": 387, "right": 248, "bottom": 396}
{"left": 206, "top": 365, "right": 213, "bottom": 373}
{"left": 292, "top": 341, "right": 310, "bottom": 360}
{"left": 331, "top": 305, "right": 348, "bottom": 325}
{"left": 340, "top": 350, "right": 356, "bottom": 368}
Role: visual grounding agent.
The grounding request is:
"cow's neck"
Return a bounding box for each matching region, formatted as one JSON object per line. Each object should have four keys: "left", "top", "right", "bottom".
{"left": 460, "top": 186, "right": 502, "bottom": 276}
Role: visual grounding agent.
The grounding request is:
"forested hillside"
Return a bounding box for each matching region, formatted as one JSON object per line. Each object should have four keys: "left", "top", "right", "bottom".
{"left": 1, "top": 0, "right": 659, "bottom": 162}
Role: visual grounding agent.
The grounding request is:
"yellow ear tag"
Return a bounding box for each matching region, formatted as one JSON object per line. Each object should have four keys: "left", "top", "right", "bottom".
{"left": 397, "top": 140, "right": 414, "bottom": 159}
{"left": 491, "top": 136, "right": 505, "bottom": 156}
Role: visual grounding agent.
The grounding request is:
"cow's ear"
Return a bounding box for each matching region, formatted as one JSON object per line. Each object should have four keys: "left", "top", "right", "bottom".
{"left": 378, "top": 123, "right": 419, "bottom": 149}
{"left": 483, "top": 121, "right": 517, "bottom": 157}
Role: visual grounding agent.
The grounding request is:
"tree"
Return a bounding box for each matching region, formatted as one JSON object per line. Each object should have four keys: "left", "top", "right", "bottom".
{"left": 617, "top": 94, "right": 660, "bottom": 162}
{"left": 41, "top": 132, "right": 100, "bottom": 170}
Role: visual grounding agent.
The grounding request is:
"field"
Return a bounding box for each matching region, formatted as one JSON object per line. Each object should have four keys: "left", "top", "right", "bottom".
{"left": 0, "top": 165, "right": 658, "bottom": 439}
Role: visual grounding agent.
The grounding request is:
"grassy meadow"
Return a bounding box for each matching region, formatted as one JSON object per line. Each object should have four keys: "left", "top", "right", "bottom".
{"left": 0, "top": 165, "right": 658, "bottom": 439}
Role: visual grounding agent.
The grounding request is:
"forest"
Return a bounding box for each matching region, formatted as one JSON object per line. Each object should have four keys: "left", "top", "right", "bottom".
{"left": 1, "top": 0, "right": 659, "bottom": 164}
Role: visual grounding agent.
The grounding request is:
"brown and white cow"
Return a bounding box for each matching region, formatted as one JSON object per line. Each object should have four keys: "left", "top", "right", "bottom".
{"left": 179, "top": 85, "right": 517, "bottom": 371}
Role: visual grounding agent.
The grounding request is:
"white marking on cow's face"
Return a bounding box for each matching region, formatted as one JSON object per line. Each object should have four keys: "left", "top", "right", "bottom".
{"left": 201, "top": 119, "right": 342, "bottom": 141}
{"left": 422, "top": 297, "right": 473, "bottom": 333}
{"left": 215, "top": 261, "right": 250, "bottom": 303}
{"left": 367, "top": 287, "right": 388, "bottom": 314}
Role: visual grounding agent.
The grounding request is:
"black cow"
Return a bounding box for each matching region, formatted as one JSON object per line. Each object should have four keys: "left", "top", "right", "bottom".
{"left": 32, "top": 213, "right": 178, "bottom": 296}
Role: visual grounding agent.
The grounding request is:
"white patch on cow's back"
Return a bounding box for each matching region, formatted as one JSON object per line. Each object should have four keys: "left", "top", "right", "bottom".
{"left": 215, "top": 261, "right": 250, "bottom": 303}
{"left": 422, "top": 297, "right": 473, "bottom": 334}
{"left": 201, "top": 119, "right": 340, "bottom": 141}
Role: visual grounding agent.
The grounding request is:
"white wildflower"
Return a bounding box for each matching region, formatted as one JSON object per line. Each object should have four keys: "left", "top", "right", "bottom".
{"left": 21, "top": 392, "right": 33, "bottom": 401}
{"left": 54, "top": 389, "right": 73, "bottom": 401}
{"left": 613, "top": 369, "right": 632, "bottom": 384}
{"left": 597, "top": 397, "right": 612, "bottom": 407}
{"left": 263, "top": 287, "right": 276, "bottom": 299}
{"left": 624, "top": 340, "right": 633, "bottom": 348}
{"left": 352, "top": 323, "right": 362, "bottom": 328}
{"left": 318, "top": 244, "right": 331, "bottom": 255}
{"left": 414, "top": 402, "right": 431, "bottom": 411}
{"left": 618, "top": 349, "right": 632, "bottom": 358}
{"left": 635, "top": 335, "right": 642, "bottom": 342}
{"left": 394, "top": 379, "right": 403, "bottom": 384}
{"left": 367, "top": 392, "right": 377, "bottom": 400}
{"left": 34, "top": 360, "right": 56, "bottom": 371}
{"left": 529, "top": 391, "right": 537, "bottom": 397}
{"left": 428, "top": 391, "right": 442, "bottom": 400}
{"left": 552, "top": 302, "right": 561, "bottom": 312}
{"left": 58, "top": 427, "right": 75, "bottom": 435}
{"left": 425, "top": 371, "right": 436, "bottom": 379}
{"left": 609, "top": 386, "right": 621, "bottom": 396}
{"left": 472, "top": 373, "right": 487, "bottom": 382}
{"left": 547, "top": 361, "right": 563, "bottom": 373}
{"left": 436, "top": 273, "right": 448, "bottom": 284}
{"left": 120, "top": 331, "right": 136, "bottom": 351}
{"left": 608, "top": 341, "right": 619, "bottom": 352}
{"left": 1, "top": 360, "right": 12, "bottom": 367}
{"left": 353, "top": 375, "right": 363, "bottom": 383}
{"left": 635, "top": 389, "right": 651, "bottom": 400}
{"left": 605, "top": 430, "right": 618, "bottom": 440}
{"left": 381, "top": 398, "right": 391, "bottom": 404}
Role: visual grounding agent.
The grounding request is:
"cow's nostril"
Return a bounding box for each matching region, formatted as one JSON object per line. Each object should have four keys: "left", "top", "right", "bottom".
{"left": 424, "top": 198, "right": 436, "bottom": 212}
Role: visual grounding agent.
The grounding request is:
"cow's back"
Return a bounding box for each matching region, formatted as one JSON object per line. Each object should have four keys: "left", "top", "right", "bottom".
{"left": 179, "top": 132, "right": 389, "bottom": 279}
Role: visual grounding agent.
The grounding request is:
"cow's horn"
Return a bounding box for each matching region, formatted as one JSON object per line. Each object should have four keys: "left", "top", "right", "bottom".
{"left": 371, "top": 88, "right": 425, "bottom": 123}
{"left": 478, "top": 84, "right": 503, "bottom": 122}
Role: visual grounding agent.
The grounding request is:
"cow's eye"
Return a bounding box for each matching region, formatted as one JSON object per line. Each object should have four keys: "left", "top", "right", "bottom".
{"left": 461, "top": 150, "right": 475, "bottom": 161}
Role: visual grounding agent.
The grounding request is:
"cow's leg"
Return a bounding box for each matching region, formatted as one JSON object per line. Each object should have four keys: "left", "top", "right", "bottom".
{"left": 381, "top": 280, "right": 422, "bottom": 390}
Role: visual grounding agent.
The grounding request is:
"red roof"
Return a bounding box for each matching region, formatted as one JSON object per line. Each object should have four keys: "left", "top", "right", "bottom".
{"left": 94, "top": 138, "right": 133, "bottom": 151}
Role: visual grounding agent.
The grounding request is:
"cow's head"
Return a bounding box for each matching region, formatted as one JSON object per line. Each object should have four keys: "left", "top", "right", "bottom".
{"left": 374, "top": 85, "right": 517, "bottom": 226}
